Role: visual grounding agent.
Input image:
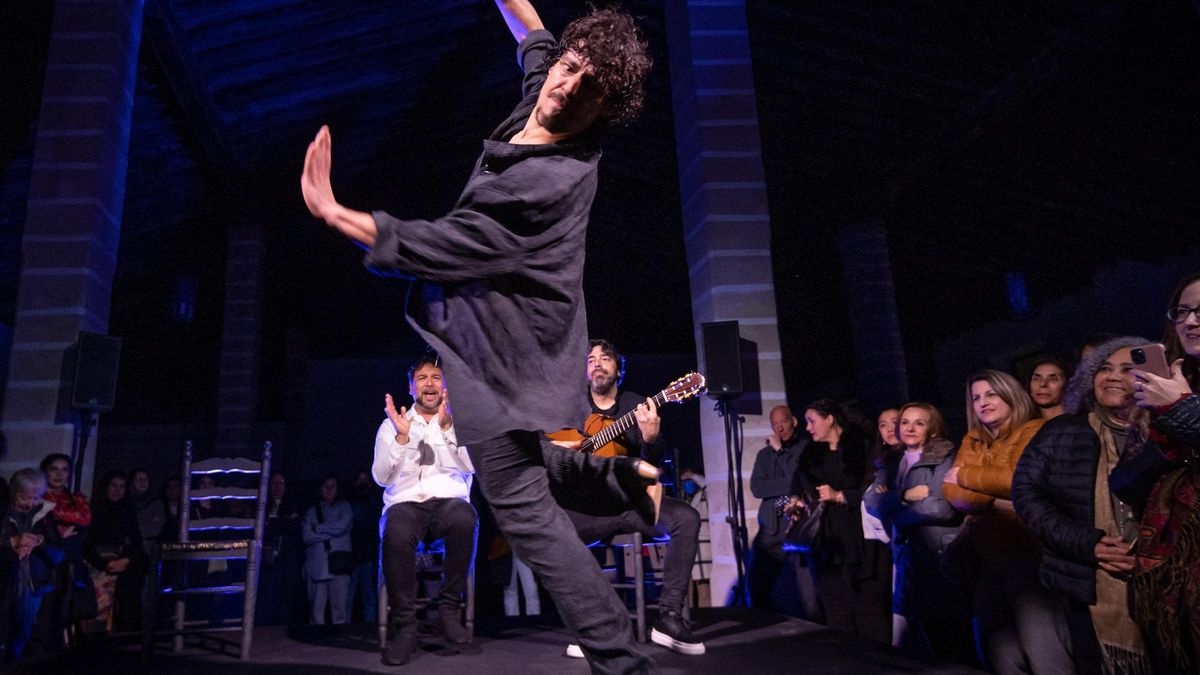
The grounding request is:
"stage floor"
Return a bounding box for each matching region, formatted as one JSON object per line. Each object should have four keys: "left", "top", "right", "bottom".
{"left": 13, "top": 608, "right": 982, "bottom": 674}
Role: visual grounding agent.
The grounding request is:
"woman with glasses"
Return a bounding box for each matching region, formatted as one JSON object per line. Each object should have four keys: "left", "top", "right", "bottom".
{"left": 941, "top": 370, "right": 1073, "bottom": 674}
{"left": 1110, "top": 272, "right": 1200, "bottom": 674}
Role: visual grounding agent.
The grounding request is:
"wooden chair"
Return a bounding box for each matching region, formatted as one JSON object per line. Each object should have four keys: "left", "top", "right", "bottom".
{"left": 143, "top": 440, "right": 271, "bottom": 660}
{"left": 376, "top": 537, "right": 476, "bottom": 647}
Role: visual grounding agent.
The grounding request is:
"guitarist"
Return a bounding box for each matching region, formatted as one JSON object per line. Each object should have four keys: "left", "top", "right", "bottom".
{"left": 558, "top": 339, "right": 706, "bottom": 657}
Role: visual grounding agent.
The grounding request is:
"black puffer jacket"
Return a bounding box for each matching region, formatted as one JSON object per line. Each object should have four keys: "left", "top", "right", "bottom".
{"left": 1012, "top": 413, "right": 1105, "bottom": 604}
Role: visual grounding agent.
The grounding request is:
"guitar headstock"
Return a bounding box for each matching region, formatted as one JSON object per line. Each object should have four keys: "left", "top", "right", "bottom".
{"left": 663, "top": 372, "right": 706, "bottom": 404}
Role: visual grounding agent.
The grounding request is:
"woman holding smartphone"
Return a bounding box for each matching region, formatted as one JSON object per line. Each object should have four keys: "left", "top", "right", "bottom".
{"left": 1012, "top": 337, "right": 1152, "bottom": 674}
{"left": 941, "top": 370, "right": 1073, "bottom": 674}
{"left": 1110, "top": 271, "right": 1200, "bottom": 674}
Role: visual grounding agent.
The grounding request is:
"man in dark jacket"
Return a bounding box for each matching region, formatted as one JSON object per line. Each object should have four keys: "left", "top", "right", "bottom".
{"left": 748, "top": 405, "right": 810, "bottom": 614}
{"left": 301, "top": 1, "right": 653, "bottom": 670}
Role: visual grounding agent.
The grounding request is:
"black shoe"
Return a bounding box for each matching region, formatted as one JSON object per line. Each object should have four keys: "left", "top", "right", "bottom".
{"left": 650, "top": 610, "right": 705, "bottom": 655}
{"left": 384, "top": 619, "right": 417, "bottom": 666}
{"left": 439, "top": 606, "right": 470, "bottom": 644}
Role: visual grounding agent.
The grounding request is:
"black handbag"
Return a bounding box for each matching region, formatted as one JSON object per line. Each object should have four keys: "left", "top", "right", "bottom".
{"left": 316, "top": 504, "right": 354, "bottom": 576}
{"left": 783, "top": 487, "right": 825, "bottom": 550}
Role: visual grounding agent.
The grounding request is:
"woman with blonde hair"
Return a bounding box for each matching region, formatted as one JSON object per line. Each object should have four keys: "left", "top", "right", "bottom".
{"left": 942, "top": 369, "right": 1073, "bottom": 674}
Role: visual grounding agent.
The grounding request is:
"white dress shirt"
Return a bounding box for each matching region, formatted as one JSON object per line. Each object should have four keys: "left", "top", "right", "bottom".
{"left": 372, "top": 407, "right": 474, "bottom": 511}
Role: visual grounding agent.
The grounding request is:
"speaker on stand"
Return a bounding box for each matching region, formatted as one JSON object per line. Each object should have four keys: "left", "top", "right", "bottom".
{"left": 700, "top": 320, "right": 751, "bottom": 606}
{"left": 69, "top": 331, "right": 121, "bottom": 492}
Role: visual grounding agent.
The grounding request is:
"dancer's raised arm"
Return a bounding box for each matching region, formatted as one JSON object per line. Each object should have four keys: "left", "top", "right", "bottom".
{"left": 494, "top": 0, "right": 544, "bottom": 43}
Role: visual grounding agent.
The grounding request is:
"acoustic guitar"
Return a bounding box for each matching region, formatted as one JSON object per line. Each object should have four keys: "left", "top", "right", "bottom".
{"left": 547, "top": 372, "right": 707, "bottom": 457}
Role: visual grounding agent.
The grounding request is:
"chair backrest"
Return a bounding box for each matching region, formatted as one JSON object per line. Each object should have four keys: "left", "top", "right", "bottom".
{"left": 177, "top": 440, "right": 272, "bottom": 544}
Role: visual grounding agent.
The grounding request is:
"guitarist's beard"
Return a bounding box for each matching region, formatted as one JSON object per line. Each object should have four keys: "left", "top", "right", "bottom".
{"left": 589, "top": 371, "right": 617, "bottom": 397}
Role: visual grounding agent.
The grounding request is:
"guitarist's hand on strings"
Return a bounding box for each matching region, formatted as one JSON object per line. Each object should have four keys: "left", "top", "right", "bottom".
{"left": 384, "top": 393, "right": 411, "bottom": 445}
{"left": 635, "top": 397, "right": 660, "bottom": 445}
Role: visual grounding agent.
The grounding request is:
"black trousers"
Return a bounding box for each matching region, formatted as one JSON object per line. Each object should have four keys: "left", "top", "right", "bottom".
{"left": 471, "top": 431, "right": 654, "bottom": 674}
{"left": 815, "top": 540, "right": 892, "bottom": 645}
{"left": 381, "top": 498, "right": 477, "bottom": 625}
{"left": 564, "top": 496, "right": 700, "bottom": 614}
{"left": 748, "top": 535, "right": 787, "bottom": 611}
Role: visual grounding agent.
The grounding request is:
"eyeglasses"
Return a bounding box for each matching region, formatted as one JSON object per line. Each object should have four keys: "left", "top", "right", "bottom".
{"left": 1166, "top": 305, "right": 1200, "bottom": 324}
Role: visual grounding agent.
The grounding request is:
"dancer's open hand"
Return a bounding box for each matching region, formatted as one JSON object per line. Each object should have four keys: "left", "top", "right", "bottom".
{"left": 301, "top": 125, "right": 337, "bottom": 221}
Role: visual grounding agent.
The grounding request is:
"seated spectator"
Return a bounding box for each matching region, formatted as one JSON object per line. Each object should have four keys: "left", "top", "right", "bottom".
{"left": 1, "top": 469, "right": 66, "bottom": 663}
{"left": 146, "top": 476, "right": 182, "bottom": 543}
{"left": 1111, "top": 271, "right": 1200, "bottom": 673}
{"left": 1013, "top": 336, "right": 1152, "bottom": 674}
{"left": 787, "top": 399, "right": 890, "bottom": 644}
{"left": 1028, "top": 357, "right": 1071, "bottom": 420}
{"left": 85, "top": 470, "right": 147, "bottom": 633}
{"left": 301, "top": 477, "right": 352, "bottom": 626}
{"left": 128, "top": 469, "right": 164, "bottom": 553}
{"left": 375, "top": 353, "right": 476, "bottom": 665}
{"left": 865, "top": 402, "right": 972, "bottom": 663}
{"left": 941, "top": 370, "right": 1072, "bottom": 673}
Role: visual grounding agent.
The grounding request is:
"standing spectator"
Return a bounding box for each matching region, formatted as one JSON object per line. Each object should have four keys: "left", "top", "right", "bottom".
{"left": 302, "top": 477, "right": 352, "bottom": 625}
{"left": 866, "top": 403, "right": 972, "bottom": 663}
{"left": 129, "top": 469, "right": 164, "bottom": 552}
{"left": 1014, "top": 337, "right": 1152, "bottom": 674}
{"left": 1029, "top": 357, "right": 1072, "bottom": 421}
{"left": 1111, "top": 271, "right": 1200, "bottom": 673}
{"left": 84, "top": 470, "right": 147, "bottom": 633}
{"left": 788, "top": 400, "right": 890, "bottom": 644}
{"left": 503, "top": 549, "right": 540, "bottom": 617}
{"left": 941, "top": 370, "right": 1072, "bottom": 674}
{"left": 257, "top": 472, "right": 303, "bottom": 625}
{"left": 875, "top": 408, "right": 900, "bottom": 451}
{"left": 1, "top": 469, "right": 66, "bottom": 663}
{"left": 748, "top": 405, "right": 808, "bottom": 613}
{"left": 33, "top": 453, "right": 92, "bottom": 652}
{"left": 347, "top": 471, "right": 382, "bottom": 623}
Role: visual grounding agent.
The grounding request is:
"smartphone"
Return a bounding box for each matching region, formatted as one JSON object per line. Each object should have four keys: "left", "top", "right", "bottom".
{"left": 1130, "top": 343, "right": 1171, "bottom": 379}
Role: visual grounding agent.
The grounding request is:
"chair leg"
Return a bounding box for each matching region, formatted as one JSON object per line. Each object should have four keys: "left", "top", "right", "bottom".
{"left": 241, "top": 547, "right": 261, "bottom": 660}
{"left": 377, "top": 577, "right": 388, "bottom": 648}
{"left": 634, "top": 533, "right": 646, "bottom": 642}
{"left": 466, "top": 563, "right": 475, "bottom": 641}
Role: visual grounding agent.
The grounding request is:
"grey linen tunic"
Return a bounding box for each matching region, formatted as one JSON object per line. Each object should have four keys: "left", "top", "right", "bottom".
{"left": 364, "top": 30, "right": 596, "bottom": 445}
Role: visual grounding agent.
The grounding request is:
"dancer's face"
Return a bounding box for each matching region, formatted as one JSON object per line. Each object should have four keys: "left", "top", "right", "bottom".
{"left": 534, "top": 47, "right": 607, "bottom": 137}
{"left": 408, "top": 364, "right": 445, "bottom": 415}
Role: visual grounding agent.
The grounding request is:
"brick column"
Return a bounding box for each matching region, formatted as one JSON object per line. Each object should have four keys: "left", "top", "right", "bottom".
{"left": 213, "top": 224, "right": 265, "bottom": 458}
{"left": 2, "top": 0, "right": 145, "bottom": 490}
{"left": 665, "top": 0, "right": 787, "bottom": 605}
{"left": 837, "top": 222, "right": 909, "bottom": 412}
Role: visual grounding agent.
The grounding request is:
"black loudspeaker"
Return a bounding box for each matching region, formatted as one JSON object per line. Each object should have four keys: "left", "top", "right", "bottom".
{"left": 71, "top": 331, "right": 122, "bottom": 412}
{"left": 701, "top": 320, "right": 742, "bottom": 397}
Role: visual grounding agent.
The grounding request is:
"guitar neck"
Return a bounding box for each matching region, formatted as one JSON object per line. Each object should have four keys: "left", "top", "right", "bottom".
{"left": 582, "top": 390, "right": 669, "bottom": 453}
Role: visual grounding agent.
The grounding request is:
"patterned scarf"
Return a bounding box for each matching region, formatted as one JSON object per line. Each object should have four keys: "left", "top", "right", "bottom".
{"left": 1130, "top": 452, "right": 1200, "bottom": 670}
{"left": 1089, "top": 412, "right": 1151, "bottom": 674}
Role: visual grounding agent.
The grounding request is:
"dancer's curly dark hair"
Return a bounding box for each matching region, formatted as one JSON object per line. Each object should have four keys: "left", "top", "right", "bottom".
{"left": 548, "top": 7, "right": 652, "bottom": 128}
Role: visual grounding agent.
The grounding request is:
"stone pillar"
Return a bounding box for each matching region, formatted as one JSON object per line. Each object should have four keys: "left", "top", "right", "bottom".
{"left": 836, "top": 222, "right": 909, "bottom": 412}
{"left": 665, "top": 0, "right": 787, "bottom": 605}
{"left": 1, "top": 0, "right": 145, "bottom": 490}
{"left": 213, "top": 224, "right": 265, "bottom": 458}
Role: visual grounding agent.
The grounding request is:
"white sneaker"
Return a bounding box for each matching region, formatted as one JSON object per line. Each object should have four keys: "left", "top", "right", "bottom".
{"left": 564, "top": 643, "right": 585, "bottom": 659}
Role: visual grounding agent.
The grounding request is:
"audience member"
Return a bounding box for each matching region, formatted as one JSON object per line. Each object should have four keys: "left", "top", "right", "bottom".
{"left": 1028, "top": 357, "right": 1071, "bottom": 420}
{"left": 302, "top": 477, "right": 353, "bottom": 625}
{"left": 1111, "top": 271, "right": 1200, "bottom": 673}
{"left": 865, "top": 402, "right": 972, "bottom": 663}
{"left": 84, "top": 470, "right": 147, "bottom": 633}
{"left": 347, "top": 470, "right": 382, "bottom": 623}
{"left": 941, "top": 370, "right": 1072, "bottom": 673}
{"left": 1, "top": 469, "right": 65, "bottom": 663}
{"left": 257, "top": 472, "right": 303, "bottom": 625}
{"left": 503, "top": 549, "right": 540, "bottom": 617}
{"left": 749, "top": 405, "right": 808, "bottom": 613}
{"left": 128, "top": 469, "right": 164, "bottom": 555}
{"left": 34, "top": 453, "right": 93, "bottom": 652}
{"left": 1013, "top": 337, "right": 1152, "bottom": 674}
{"left": 788, "top": 399, "right": 890, "bottom": 644}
